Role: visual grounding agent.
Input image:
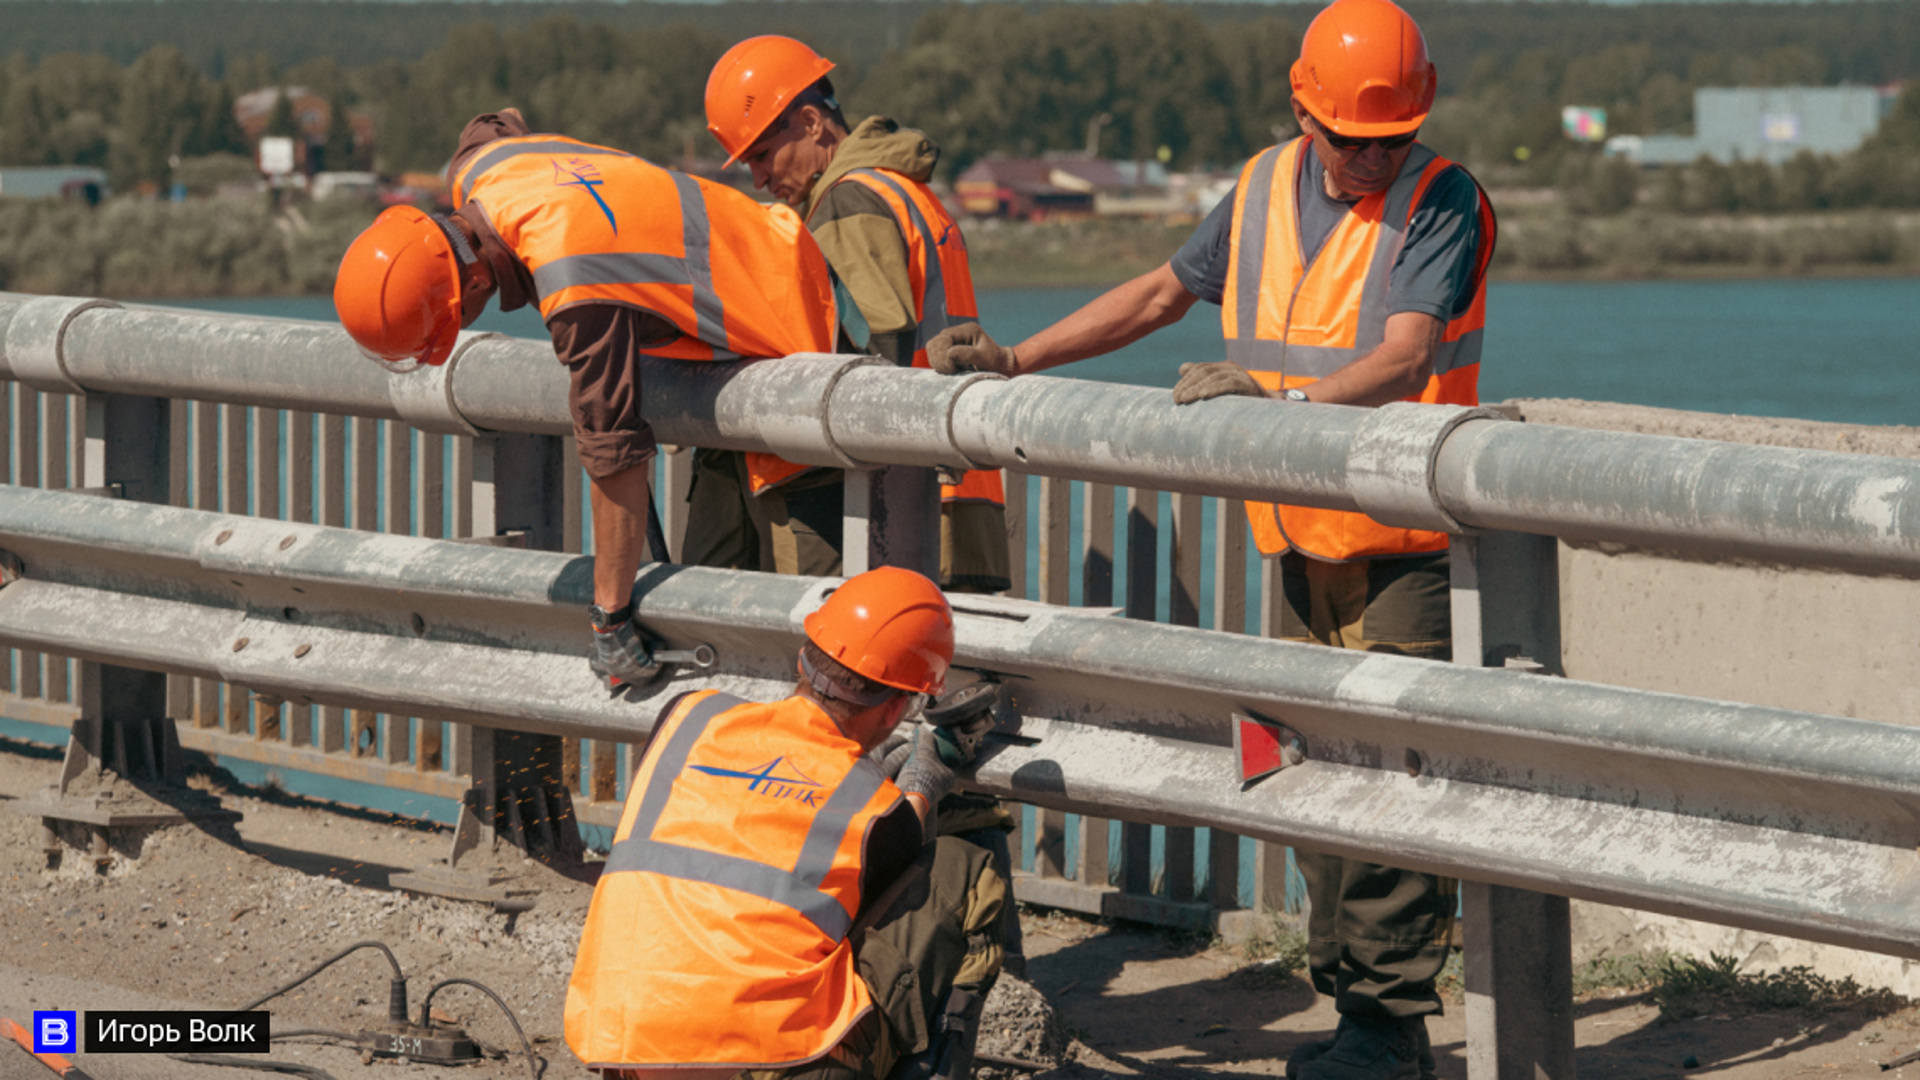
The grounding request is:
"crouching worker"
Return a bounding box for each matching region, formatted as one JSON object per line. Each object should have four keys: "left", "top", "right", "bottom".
{"left": 565, "top": 566, "right": 1004, "bottom": 1080}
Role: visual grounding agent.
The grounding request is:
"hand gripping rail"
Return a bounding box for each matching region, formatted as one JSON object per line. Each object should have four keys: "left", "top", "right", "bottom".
{"left": 2, "top": 486, "right": 1920, "bottom": 958}
{"left": 0, "top": 293, "right": 1916, "bottom": 577}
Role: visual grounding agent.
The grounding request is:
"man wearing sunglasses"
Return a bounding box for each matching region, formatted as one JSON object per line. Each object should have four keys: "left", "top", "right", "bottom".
{"left": 928, "top": 1, "right": 1494, "bottom": 1077}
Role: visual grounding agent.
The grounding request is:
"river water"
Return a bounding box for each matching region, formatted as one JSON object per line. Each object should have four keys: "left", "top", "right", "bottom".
{"left": 160, "top": 276, "right": 1920, "bottom": 426}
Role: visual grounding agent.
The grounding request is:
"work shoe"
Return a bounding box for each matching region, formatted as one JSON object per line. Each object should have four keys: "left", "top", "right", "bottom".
{"left": 1290, "top": 1014, "right": 1429, "bottom": 1080}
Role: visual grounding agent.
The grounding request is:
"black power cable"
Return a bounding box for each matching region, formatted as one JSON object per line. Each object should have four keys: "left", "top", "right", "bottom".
{"left": 166, "top": 1054, "right": 340, "bottom": 1080}
{"left": 234, "top": 940, "right": 408, "bottom": 1021}
{"left": 420, "top": 977, "right": 540, "bottom": 1080}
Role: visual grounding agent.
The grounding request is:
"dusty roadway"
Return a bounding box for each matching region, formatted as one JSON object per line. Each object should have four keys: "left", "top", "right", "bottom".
{"left": 1, "top": 739, "right": 1916, "bottom": 1080}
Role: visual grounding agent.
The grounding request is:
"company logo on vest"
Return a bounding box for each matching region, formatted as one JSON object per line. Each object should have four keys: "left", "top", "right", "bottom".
{"left": 690, "top": 757, "right": 824, "bottom": 805}
{"left": 553, "top": 157, "right": 618, "bottom": 235}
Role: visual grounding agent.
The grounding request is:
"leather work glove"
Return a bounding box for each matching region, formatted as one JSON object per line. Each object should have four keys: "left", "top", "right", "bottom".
{"left": 1173, "top": 360, "right": 1267, "bottom": 405}
{"left": 895, "top": 727, "right": 957, "bottom": 809}
{"left": 588, "top": 607, "right": 664, "bottom": 690}
{"left": 927, "top": 322, "right": 1019, "bottom": 377}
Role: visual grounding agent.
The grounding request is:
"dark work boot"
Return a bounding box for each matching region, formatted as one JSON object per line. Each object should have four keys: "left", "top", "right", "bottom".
{"left": 1294, "top": 1014, "right": 1424, "bottom": 1080}
{"left": 1285, "top": 1016, "right": 1347, "bottom": 1080}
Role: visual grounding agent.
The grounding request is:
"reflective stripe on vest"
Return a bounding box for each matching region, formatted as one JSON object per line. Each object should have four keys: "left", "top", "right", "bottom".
{"left": 454, "top": 135, "right": 840, "bottom": 494}
{"left": 1223, "top": 137, "right": 1495, "bottom": 561}
{"left": 826, "top": 168, "right": 1002, "bottom": 507}
{"left": 564, "top": 689, "right": 895, "bottom": 1069}
{"left": 601, "top": 692, "right": 885, "bottom": 942}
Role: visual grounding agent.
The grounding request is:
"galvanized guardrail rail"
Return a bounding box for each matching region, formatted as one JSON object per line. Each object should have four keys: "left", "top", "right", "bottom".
{"left": 0, "top": 293, "right": 1917, "bottom": 1079}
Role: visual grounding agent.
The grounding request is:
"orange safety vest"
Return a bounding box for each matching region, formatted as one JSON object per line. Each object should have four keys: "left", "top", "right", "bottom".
{"left": 819, "top": 168, "right": 1005, "bottom": 508}
{"left": 1223, "top": 137, "right": 1496, "bottom": 561}
{"left": 454, "top": 134, "right": 841, "bottom": 494}
{"left": 564, "top": 689, "right": 902, "bottom": 1070}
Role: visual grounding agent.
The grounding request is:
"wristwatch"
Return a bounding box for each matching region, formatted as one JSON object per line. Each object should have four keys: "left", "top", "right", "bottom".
{"left": 1280, "top": 387, "right": 1311, "bottom": 403}
{"left": 588, "top": 603, "right": 634, "bottom": 630}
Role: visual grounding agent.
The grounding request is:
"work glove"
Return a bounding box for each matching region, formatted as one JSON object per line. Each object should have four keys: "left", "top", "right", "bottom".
{"left": 927, "top": 322, "right": 1019, "bottom": 377}
{"left": 895, "top": 727, "right": 957, "bottom": 809}
{"left": 588, "top": 609, "right": 664, "bottom": 689}
{"left": 1173, "top": 360, "right": 1267, "bottom": 405}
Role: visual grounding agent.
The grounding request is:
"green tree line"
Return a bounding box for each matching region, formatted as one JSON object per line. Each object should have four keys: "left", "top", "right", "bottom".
{"left": 4, "top": 2, "right": 1920, "bottom": 194}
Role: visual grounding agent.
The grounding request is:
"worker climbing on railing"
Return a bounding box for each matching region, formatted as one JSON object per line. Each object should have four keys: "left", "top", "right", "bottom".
{"left": 564, "top": 566, "right": 1004, "bottom": 1080}
{"left": 927, "top": 1, "right": 1497, "bottom": 1077}
{"left": 704, "top": 33, "right": 1026, "bottom": 977}
{"left": 331, "top": 107, "right": 859, "bottom": 691}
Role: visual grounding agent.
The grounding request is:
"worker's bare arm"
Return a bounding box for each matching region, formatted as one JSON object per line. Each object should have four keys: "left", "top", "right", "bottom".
{"left": 1010, "top": 262, "right": 1201, "bottom": 375}
{"left": 1298, "top": 311, "right": 1445, "bottom": 407}
{"left": 588, "top": 463, "right": 654, "bottom": 611}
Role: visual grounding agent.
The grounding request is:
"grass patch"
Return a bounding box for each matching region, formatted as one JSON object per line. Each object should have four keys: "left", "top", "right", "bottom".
{"left": 1651, "top": 952, "right": 1907, "bottom": 1021}
{"left": 1575, "top": 951, "right": 1670, "bottom": 997}
{"left": 1235, "top": 912, "right": 1308, "bottom": 969}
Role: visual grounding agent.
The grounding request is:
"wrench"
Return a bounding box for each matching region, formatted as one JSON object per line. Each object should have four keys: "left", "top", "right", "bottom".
{"left": 650, "top": 643, "right": 717, "bottom": 670}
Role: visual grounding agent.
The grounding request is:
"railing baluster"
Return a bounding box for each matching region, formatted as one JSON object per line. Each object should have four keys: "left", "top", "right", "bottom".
{"left": 1003, "top": 470, "right": 1027, "bottom": 600}
{"left": 352, "top": 417, "right": 379, "bottom": 756}
{"left": 191, "top": 401, "right": 217, "bottom": 728}
{"left": 0, "top": 381, "right": 11, "bottom": 695}
{"left": 1209, "top": 497, "right": 1251, "bottom": 920}
{"left": 1076, "top": 481, "right": 1117, "bottom": 889}
{"left": 382, "top": 421, "right": 411, "bottom": 765}
{"left": 220, "top": 403, "right": 248, "bottom": 735}
{"left": 284, "top": 411, "right": 315, "bottom": 747}
{"left": 13, "top": 387, "right": 39, "bottom": 700}
{"left": 1163, "top": 492, "right": 1205, "bottom": 902}
{"left": 317, "top": 414, "right": 347, "bottom": 754}
{"left": 451, "top": 435, "right": 474, "bottom": 539}
{"left": 41, "top": 392, "right": 69, "bottom": 703}
{"left": 417, "top": 431, "right": 445, "bottom": 540}
{"left": 251, "top": 408, "right": 283, "bottom": 742}
{"left": 1121, "top": 486, "right": 1159, "bottom": 897}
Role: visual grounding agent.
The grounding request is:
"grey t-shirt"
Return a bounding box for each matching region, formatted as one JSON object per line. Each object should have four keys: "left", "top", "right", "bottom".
{"left": 1171, "top": 141, "right": 1485, "bottom": 321}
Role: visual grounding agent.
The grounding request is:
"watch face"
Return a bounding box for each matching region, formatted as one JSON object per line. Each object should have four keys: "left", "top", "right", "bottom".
{"left": 1285, "top": 388, "right": 1310, "bottom": 402}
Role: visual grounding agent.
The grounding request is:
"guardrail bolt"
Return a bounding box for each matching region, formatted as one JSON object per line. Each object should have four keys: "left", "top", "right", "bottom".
{"left": 214, "top": 529, "right": 233, "bottom": 545}
{"left": 1285, "top": 736, "right": 1307, "bottom": 767}
{"left": 293, "top": 644, "right": 312, "bottom": 659}
{"left": 279, "top": 535, "right": 297, "bottom": 550}
{"left": 1405, "top": 748, "right": 1424, "bottom": 777}
{"left": 232, "top": 637, "right": 249, "bottom": 652}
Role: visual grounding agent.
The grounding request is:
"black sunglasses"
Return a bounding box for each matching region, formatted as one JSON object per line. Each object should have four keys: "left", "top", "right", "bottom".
{"left": 1318, "top": 128, "right": 1419, "bottom": 153}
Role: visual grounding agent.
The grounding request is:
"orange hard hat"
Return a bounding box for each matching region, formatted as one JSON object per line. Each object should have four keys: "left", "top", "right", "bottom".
{"left": 1289, "top": 0, "right": 1436, "bottom": 138}
{"left": 333, "top": 205, "right": 472, "bottom": 368}
{"left": 804, "top": 567, "right": 955, "bottom": 696}
{"left": 705, "top": 35, "right": 837, "bottom": 167}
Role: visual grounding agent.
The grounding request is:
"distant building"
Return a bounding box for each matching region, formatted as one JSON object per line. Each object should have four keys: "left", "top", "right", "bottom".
{"left": 955, "top": 155, "right": 1176, "bottom": 220}
{"left": 233, "top": 87, "right": 373, "bottom": 174}
{"left": 0, "top": 166, "right": 108, "bottom": 202}
{"left": 1607, "top": 85, "right": 1897, "bottom": 166}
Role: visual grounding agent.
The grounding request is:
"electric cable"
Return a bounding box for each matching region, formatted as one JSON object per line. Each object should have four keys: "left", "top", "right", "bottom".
{"left": 232, "top": 939, "right": 409, "bottom": 1021}
{"left": 420, "top": 977, "right": 540, "bottom": 1080}
{"left": 267, "top": 1028, "right": 358, "bottom": 1044}
{"left": 165, "top": 1054, "right": 339, "bottom": 1080}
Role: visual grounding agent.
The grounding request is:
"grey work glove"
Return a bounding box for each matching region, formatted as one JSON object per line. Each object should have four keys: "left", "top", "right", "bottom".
{"left": 589, "top": 610, "right": 663, "bottom": 689}
{"left": 895, "top": 727, "right": 956, "bottom": 809}
{"left": 1173, "top": 360, "right": 1267, "bottom": 405}
{"left": 927, "top": 322, "right": 1019, "bottom": 376}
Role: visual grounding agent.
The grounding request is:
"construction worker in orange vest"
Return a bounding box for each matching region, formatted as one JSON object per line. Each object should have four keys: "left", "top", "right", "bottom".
{"left": 566, "top": 566, "right": 1004, "bottom": 1080}
{"left": 928, "top": 2, "right": 1495, "bottom": 1077}
{"left": 704, "top": 35, "right": 1025, "bottom": 976}
{"left": 703, "top": 36, "right": 1011, "bottom": 597}
{"left": 335, "top": 109, "right": 851, "bottom": 691}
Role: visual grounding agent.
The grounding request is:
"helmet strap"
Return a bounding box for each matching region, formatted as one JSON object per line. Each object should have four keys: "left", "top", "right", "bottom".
{"left": 799, "top": 649, "right": 897, "bottom": 708}
{"left": 430, "top": 214, "right": 479, "bottom": 267}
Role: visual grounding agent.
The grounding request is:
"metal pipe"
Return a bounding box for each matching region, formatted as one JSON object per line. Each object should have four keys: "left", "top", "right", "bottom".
{"left": 6, "top": 294, "right": 1920, "bottom": 576}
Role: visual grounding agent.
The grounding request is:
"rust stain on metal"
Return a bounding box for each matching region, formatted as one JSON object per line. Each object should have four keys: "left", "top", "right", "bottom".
{"left": 232, "top": 637, "right": 249, "bottom": 652}
{"left": 215, "top": 529, "right": 232, "bottom": 545}
{"left": 279, "top": 535, "right": 297, "bottom": 550}
{"left": 293, "top": 643, "right": 312, "bottom": 658}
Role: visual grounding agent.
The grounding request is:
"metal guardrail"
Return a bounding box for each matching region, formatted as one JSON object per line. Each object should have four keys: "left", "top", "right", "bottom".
{"left": 2, "top": 293, "right": 1919, "bottom": 1079}
{"left": 5, "top": 485, "right": 1920, "bottom": 962}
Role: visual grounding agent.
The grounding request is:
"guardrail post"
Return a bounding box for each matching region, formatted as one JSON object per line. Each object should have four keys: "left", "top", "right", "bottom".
{"left": 843, "top": 466, "right": 941, "bottom": 577}
{"left": 396, "top": 430, "right": 580, "bottom": 907}
{"left": 1452, "top": 530, "right": 1573, "bottom": 1080}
